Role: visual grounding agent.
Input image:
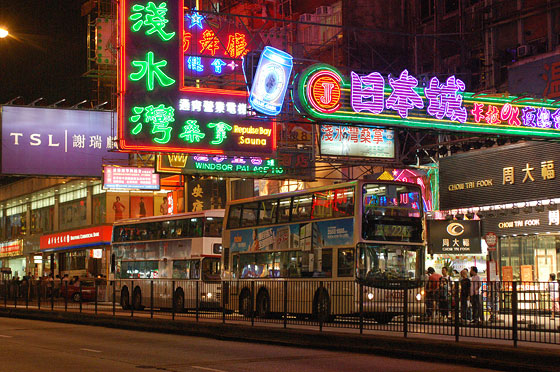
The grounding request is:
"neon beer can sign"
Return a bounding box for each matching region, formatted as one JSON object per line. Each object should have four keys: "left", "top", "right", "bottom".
{"left": 249, "top": 46, "right": 293, "bottom": 116}
{"left": 294, "top": 64, "right": 560, "bottom": 139}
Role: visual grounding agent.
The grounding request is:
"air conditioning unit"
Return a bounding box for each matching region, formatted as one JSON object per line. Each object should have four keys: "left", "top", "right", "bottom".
{"left": 299, "top": 13, "right": 314, "bottom": 22}
{"left": 316, "top": 6, "right": 332, "bottom": 15}
{"left": 517, "top": 45, "right": 532, "bottom": 58}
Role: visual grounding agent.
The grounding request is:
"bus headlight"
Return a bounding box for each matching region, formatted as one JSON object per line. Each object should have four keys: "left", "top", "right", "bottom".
{"left": 416, "top": 293, "right": 423, "bottom": 301}
{"left": 367, "top": 292, "right": 374, "bottom": 300}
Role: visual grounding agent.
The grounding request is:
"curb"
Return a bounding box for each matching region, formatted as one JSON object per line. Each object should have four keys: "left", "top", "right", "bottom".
{"left": 1, "top": 308, "right": 558, "bottom": 372}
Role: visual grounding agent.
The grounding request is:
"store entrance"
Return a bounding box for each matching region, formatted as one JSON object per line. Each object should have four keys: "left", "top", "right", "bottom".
{"left": 500, "top": 235, "right": 559, "bottom": 281}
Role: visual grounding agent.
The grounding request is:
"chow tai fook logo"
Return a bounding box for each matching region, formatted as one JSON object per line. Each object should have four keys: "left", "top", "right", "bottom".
{"left": 294, "top": 64, "right": 560, "bottom": 139}
{"left": 40, "top": 226, "right": 113, "bottom": 251}
{"left": 118, "top": 0, "right": 275, "bottom": 155}
{"left": 428, "top": 220, "right": 482, "bottom": 254}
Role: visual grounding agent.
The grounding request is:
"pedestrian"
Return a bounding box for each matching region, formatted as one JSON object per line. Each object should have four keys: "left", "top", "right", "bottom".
{"left": 460, "top": 269, "right": 471, "bottom": 321}
{"left": 549, "top": 273, "right": 559, "bottom": 321}
{"left": 470, "top": 266, "right": 483, "bottom": 323}
{"left": 439, "top": 275, "right": 450, "bottom": 320}
{"left": 425, "top": 267, "right": 441, "bottom": 319}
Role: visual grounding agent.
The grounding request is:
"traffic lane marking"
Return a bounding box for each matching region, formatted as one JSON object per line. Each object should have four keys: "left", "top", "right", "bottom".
{"left": 80, "top": 348, "right": 102, "bottom": 353}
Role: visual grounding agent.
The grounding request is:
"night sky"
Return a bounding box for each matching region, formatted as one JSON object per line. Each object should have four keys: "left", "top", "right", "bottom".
{"left": 0, "top": 1, "right": 90, "bottom": 106}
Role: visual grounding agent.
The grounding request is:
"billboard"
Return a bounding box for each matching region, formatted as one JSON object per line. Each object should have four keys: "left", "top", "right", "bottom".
{"left": 103, "top": 166, "right": 160, "bottom": 190}
{"left": 40, "top": 226, "right": 113, "bottom": 251}
{"left": 319, "top": 124, "right": 394, "bottom": 158}
{"left": 439, "top": 141, "right": 560, "bottom": 210}
{"left": 294, "top": 64, "right": 560, "bottom": 139}
{"left": 0, "top": 106, "right": 128, "bottom": 177}
{"left": 428, "top": 220, "right": 481, "bottom": 254}
{"left": 119, "top": 0, "right": 275, "bottom": 155}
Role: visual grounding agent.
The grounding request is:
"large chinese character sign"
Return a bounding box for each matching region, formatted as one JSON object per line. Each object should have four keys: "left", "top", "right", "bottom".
{"left": 119, "top": 1, "right": 275, "bottom": 154}
{"left": 294, "top": 64, "right": 560, "bottom": 139}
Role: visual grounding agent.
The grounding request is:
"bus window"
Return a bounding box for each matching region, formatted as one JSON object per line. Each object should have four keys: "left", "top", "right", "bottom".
{"left": 227, "top": 205, "right": 242, "bottom": 228}
{"left": 188, "top": 218, "right": 203, "bottom": 237}
{"left": 337, "top": 248, "right": 354, "bottom": 277}
{"left": 202, "top": 258, "right": 221, "bottom": 281}
{"left": 204, "top": 217, "right": 223, "bottom": 237}
{"left": 320, "top": 249, "right": 333, "bottom": 278}
{"left": 256, "top": 253, "right": 274, "bottom": 278}
{"left": 223, "top": 248, "right": 230, "bottom": 271}
{"left": 281, "top": 251, "right": 301, "bottom": 278}
{"left": 189, "top": 260, "right": 200, "bottom": 279}
{"left": 258, "top": 199, "right": 277, "bottom": 225}
{"left": 239, "top": 254, "right": 256, "bottom": 278}
{"left": 334, "top": 187, "right": 354, "bottom": 217}
{"left": 213, "top": 243, "right": 223, "bottom": 255}
{"left": 291, "top": 194, "right": 312, "bottom": 222}
{"left": 241, "top": 202, "right": 259, "bottom": 227}
{"left": 312, "top": 191, "right": 334, "bottom": 219}
{"left": 278, "top": 197, "right": 291, "bottom": 223}
{"left": 232, "top": 254, "right": 239, "bottom": 278}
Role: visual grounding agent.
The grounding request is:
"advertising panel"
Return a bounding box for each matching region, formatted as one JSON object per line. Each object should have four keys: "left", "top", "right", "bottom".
{"left": 508, "top": 53, "right": 560, "bottom": 99}
{"left": 0, "top": 240, "right": 23, "bottom": 258}
{"left": 230, "top": 218, "right": 354, "bottom": 252}
{"left": 0, "top": 106, "right": 128, "bottom": 176}
{"left": 186, "top": 178, "right": 226, "bottom": 212}
{"left": 480, "top": 206, "right": 560, "bottom": 236}
{"left": 294, "top": 64, "right": 560, "bottom": 139}
{"left": 103, "top": 166, "right": 160, "bottom": 190}
{"left": 320, "top": 124, "right": 394, "bottom": 158}
{"left": 130, "top": 195, "right": 154, "bottom": 218}
{"left": 119, "top": 0, "right": 275, "bottom": 155}
{"left": 106, "top": 193, "right": 130, "bottom": 223}
{"left": 40, "top": 226, "right": 113, "bottom": 251}
{"left": 439, "top": 141, "right": 560, "bottom": 210}
{"left": 428, "top": 220, "right": 481, "bottom": 254}
{"left": 156, "top": 150, "right": 315, "bottom": 181}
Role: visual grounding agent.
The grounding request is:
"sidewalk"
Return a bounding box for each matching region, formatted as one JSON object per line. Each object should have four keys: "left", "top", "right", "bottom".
{"left": 1, "top": 307, "right": 558, "bottom": 372}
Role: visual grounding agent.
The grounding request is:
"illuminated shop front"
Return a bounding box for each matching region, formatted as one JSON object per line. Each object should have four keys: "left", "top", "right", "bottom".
{"left": 439, "top": 141, "right": 560, "bottom": 282}
{"left": 40, "top": 226, "right": 113, "bottom": 278}
{"left": 0, "top": 240, "right": 25, "bottom": 279}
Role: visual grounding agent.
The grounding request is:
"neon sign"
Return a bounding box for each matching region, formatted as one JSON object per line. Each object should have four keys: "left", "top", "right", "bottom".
{"left": 294, "top": 64, "right": 560, "bottom": 138}
{"left": 320, "top": 124, "right": 394, "bottom": 158}
{"left": 119, "top": 1, "right": 275, "bottom": 154}
{"left": 248, "top": 46, "right": 293, "bottom": 116}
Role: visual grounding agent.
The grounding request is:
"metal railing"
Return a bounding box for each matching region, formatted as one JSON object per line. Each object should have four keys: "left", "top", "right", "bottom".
{"left": 1, "top": 278, "right": 558, "bottom": 346}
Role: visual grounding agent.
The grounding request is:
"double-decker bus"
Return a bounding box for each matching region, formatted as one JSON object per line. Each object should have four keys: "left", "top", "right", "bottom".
{"left": 111, "top": 210, "right": 224, "bottom": 310}
{"left": 222, "top": 180, "right": 425, "bottom": 323}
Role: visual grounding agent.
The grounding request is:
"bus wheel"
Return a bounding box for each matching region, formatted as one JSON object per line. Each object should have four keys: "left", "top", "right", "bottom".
{"left": 132, "top": 287, "right": 143, "bottom": 310}
{"left": 174, "top": 288, "right": 185, "bottom": 312}
{"left": 256, "top": 289, "right": 270, "bottom": 318}
{"left": 120, "top": 287, "right": 130, "bottom": 310}
{"left": 239, "top": 289, "right": 251, "bottom": 317}
{"left": 313, "top": 289, "right": 332, "bottom": 323}
{"left": 373, "top": 314, "right": 393, "bottom": 324}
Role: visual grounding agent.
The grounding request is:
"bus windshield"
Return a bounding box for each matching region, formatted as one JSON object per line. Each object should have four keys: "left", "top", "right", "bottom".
{"left": 362, "top": 183, "right": 423, "bottom": 242}
{"left": 357, "top": 243, "right": 421, "bottom": 282}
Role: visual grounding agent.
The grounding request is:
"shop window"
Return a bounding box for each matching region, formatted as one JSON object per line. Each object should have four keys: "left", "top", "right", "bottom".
{"left": 31, "top": 207, "right": 54, "bottom": 234}
{"left": 59, "top": 199, "right": 87, "bottom": 230}
{"left": 92, "top": 194, "right": 107, "bottom": 225}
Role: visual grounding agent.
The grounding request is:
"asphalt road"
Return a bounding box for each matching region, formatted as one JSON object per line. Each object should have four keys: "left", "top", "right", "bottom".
{"left": 0, "top": 317, "right": 500, "bottom": 372}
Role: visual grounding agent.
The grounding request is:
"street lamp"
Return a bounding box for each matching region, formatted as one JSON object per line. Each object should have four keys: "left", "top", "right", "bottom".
{"left": 0, "top": 28, "right": 8, "bottom": 38}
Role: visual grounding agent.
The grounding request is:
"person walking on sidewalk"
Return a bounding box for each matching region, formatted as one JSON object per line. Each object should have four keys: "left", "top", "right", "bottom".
{"left": 470, "top": 266, "right": 483, "bottom": 323}
{"left": 460, "top": 269, "right": 471, "bottom": 321}
{"left": 425, "top": 267, "right": 441, "bottom": 319}
{"left": 549, "top": 273, "right": 559, "bottom": 321}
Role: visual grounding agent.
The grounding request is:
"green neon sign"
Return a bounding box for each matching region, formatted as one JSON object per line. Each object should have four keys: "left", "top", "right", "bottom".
{"left": 294, "top": 64, "right": 560, "bottom": 139}
{"left": 129, "top": 1, "right": 176, "bottom": 41}
{"left": 129, "top": 51, "right": 176, "bottom": 91}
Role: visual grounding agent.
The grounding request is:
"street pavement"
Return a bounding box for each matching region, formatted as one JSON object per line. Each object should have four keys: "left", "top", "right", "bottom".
{"left": 0, "top": 317, "right": 499, "bottom": 372}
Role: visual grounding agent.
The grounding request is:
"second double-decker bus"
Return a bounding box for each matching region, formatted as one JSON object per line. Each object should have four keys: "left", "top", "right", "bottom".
{"left": 222, "top": 180, "right": 425, "bottom": 323}
{"left": 111, "top": 210, "right": 224, "bottom": 311}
